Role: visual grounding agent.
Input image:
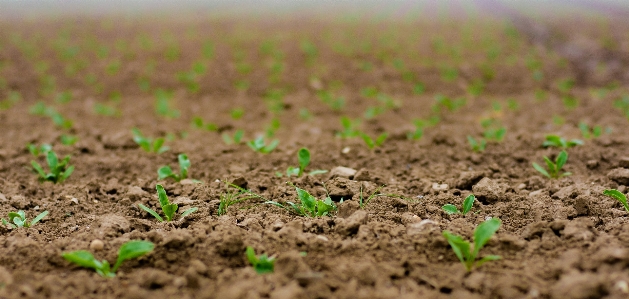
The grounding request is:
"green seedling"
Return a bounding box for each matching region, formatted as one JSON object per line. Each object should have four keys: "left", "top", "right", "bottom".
{"left": 138, "top": 184, "right": 197, "bottom": 222}
{"left": 282, "top": 148, "right": 328, "bottom": 177}
{"left": 442, "top": 217, "right": 502, "bottom": 272}
{"left": 467, "top": 136, "right": 487, "bottom": 152}
{"left": 602, "top": 189, "right": 629, "bottom": 213}
{"left": 356, "top": 185, "right": 411, "bottom": 208}
{"left": 318, "top": 90, "right": 345, "bottom": 111}
{"left": 93, "top": 103, "right": 121, "bottom": 117}
{"left": 407, "top": 117, "right": 440, "bottom": 140}
{"left": 442, "top": 194, "right": 475, "bottom": 215}
{"left": 266, "top": 183, "right": 336, "bottom": 217}
{"left": 2, "top": 210, "right": 49, "bottom": 229}
{"left": 246, "top": 246, "right": 275, "bottom": 274}
{"left": 31, "top": 150, "right": 74, "bottom": 183}
{"left": 247, "top": 136, "right": 279, "bottom": 154}
{"left": 154, "top": 89, "right": 179, "bottom": 118}
{"left": 27, "top": 143, "right": 52, "bottom": 157}
{"left": 532, "top": 150, "right": 571, "bottom": 179}
{"left": 542, "top": 135, "right": 583, "bottom": 149}
{"left": 432, "top": 94, "right": 466, "bottom": 112}
{"left": 413, "top": 83, "right": 426, "bottom": 95}
{"left": 62, "top": 240, "right": 154, "bottom": 278}
{"left": 578, "top": 122, "right": 602, "bottom": 139}
{"left": 222, "top": 130, "right": 244, "bottom": 145}
{"left": 0, "top": 91, "right": 20, "bottom": 110}
{"left": 483, "top": 127, "right": 506, "bottom": 142}
{"left": 336, "top": 116, "right": 361, "bottom": 138}
{"left": 60, "top": 134, "right": 78, "bottom": 146}
{"left": 361, "top": 132, "right": 387, "bottom": 150}
{"left": 191, "top": 116, "right": 218, "bottom": 131}
{"left": 157, "top": 154, "right": 194, "bottom": 182}
{"left": 131, "top": 128, "right": 169, "bottom": 154}
{"left": 230, "top": 108, "right": 244, "bottom": 120}
{"left": 218, "top": 186, "right": 259, "bottom": 216}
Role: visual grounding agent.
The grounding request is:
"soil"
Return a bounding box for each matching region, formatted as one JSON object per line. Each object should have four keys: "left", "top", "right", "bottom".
{"left": 2, "top": 6, "right": 629, "bottom": 299}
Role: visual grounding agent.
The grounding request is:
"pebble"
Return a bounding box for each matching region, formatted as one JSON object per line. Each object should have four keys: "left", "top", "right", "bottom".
{"left": 341, "top": 147, "right": 351, "bottom": 154}
{"left": 90, "top": 239, "right": 104, "bottom": 251}
{"left": 329, "top": 166, "right": 357, "bottom": 179}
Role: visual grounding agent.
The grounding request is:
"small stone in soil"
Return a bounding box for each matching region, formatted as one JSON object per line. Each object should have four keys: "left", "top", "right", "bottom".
{"left": 90, "top": 239, "right": 104, "bottom": 251}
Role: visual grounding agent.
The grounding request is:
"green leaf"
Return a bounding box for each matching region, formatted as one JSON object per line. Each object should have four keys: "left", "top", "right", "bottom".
{"left": 532, "top": 162, "right": 550, "bottom": 178}
{"left": 13, "top": 217, "right": 24, "bottom": 227}
{"left": 112, "top": 240, "right": 154, "bottom": 272}
{"left": 442, "top": 204, "right": 459, "bottom": 215}
{"left": 157, "top": 166, "right": 174, "bottom": 180}
{"left": 162, "top": 204, "right": 178, "bottom": 222}
{"left": 62, "top": 250, "right": 103, "bottom": 271}
{"left": 375, "top": 133, "right": 388, "bottom": 146}
{"left": 29, "top": 210, "right": 49, "bottom": 227}
{"left": 297, "top": 148, "right": 310, "bottom": 176}
{"left": 8, "top": 211, "right": 22, "bottom": 223}
{"left": 361, "top": 134, "right": 374, "bottom": 149}
{"left": 180, "top": 207, "right": 198, "bottom": 219}
{"left": 46, "top": 151, "right": 59, "bottom": 171}
{"left": 294, "top": 187, "right": 316, "bottom": 212}
{"left": 462, "top": 194, "right": 475, "bottom": 214}
{"left": 442, "top": 231, "right": 472, "bottom": 270}
{"left": 61, "top": 166, "right": 74, "bottom": 182}
{"left": 556, "top": 150, "right": 568, "bottom": 170}
{"left": 153, "top": 138, "right": 165, "bottom": 153}
{"left": 263, "top": 139, "right": 279, "bottom": 153}
{"left": 178, "top": 154, "right": 190, "bottom": 179}
{"left": 138, "top": 204, "right": 163, "bottom": 222}
{"left": 603, "top": 189, "right": 629, "bottom": 212}
{"left": 472, "top": 218, "right": 501, "bottom": 257}
{"left": 543, "top": 156, "right": 556, "bottom": 176}
{"left": 246, "top": 246, "right": 258, "bottom": 266}
{"left": 286, "top": 166, "right": 299, "bottom": 177}
{"left": 476, "top": 255, "right": 501, "bottom": 268}
{"left": 156, "top": 184, "right": 170, "bottom": 207}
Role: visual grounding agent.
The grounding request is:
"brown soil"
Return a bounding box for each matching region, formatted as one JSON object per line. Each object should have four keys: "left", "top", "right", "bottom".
{"left": 2, "top": 7, "right": 629, "bottom": 299}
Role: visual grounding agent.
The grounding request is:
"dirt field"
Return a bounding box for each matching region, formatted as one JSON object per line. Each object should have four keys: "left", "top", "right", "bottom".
{"left": 2, "top": 5, "right": 629, "bottom": 299}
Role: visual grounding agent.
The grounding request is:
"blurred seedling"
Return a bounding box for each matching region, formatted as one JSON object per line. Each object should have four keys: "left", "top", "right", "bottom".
{"left": 191, "top": 117, "right": 218, "bottom": 131}
{"left": 131, "top": 128, "right": 169, "bottom": 154}
{"left": 60, "top": 134, "right": 78, "bottom": 146}
{"left": 154, "top": 89, "right": 179, "bottom": 118}
{"left": 542, "top": 135, "right": 583, "bottom": 149}
{"left": 247, "top": 136, "right": 279, "bottom": 154}
{"left": 360, "top": 132, "right": 387, "bottom": 150}
{"left": 31, "top": 150, "right": 74, "bottom": 183}
{"left": 27, "top": 143, "right": 52, "bottom": 157}
{"left": 222, "top": 130, "right": 244, "bottom": 145}
{"left": 578, "top": 122, "right": 602, "bottom": 139}
{"left": 317, "top": 90, "right": 345, "bottom": 111}
{"left": 336, "top": 116, "right": 361, "bottom": 139}
{"left": 442, "top": 194, "right": 475, "bottom": 215}
{"left": 230, "top": 108, "right": 244, "bottom": 120}
{"left": 2, "top": 210, "right": 49, "bottom": 229}
{"left": 158, "top": 154, "right": 198, "bottom": 182}
{"left": 138, "top": 184, "right": 198, "bottom": 222}
{"left": 265, "top": 183, "right": 336, "bottom": 217}
{"left": 413, "top": 83, "right": 426, "bottom": 95}
{"left": 407, "top": 117, "right": 440, "bottom": 140}
{"left": 467, "top": 136, "right": 486, "bottom": 152}
{"left": 246, "top": 246, "right": 275, "bottom": 274}
{"left": 432, "top": 94, "right": 466, "bottom": 112}
{"left": 62, "top": 240, "right": 154, "bottom": 278}
{"left": 280, "top": 148, "right": 328, "bottom": 177}
{"left": 0, "top": 91, "right": 21, "bottom": 110}
{"left": 532, "top": 150, "right": 571, "bottom": 179}
{"left": 602, "top": 189, "right": 629, "bottom": 213}
{"left": 217, "top": 184, "right": 260, "bottom": 216}
{"left": 442, "top": 217, "right": 502, "bottom": 272}
{"left": 613, "top": 94, "right": 629, "bottom": 119}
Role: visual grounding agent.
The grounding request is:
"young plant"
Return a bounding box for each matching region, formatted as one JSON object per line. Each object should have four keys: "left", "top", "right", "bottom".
{"left": 407, "top": 117, "right": 439, "bottom": 140}
{"left": 282, "top": 148, "right": 328, "bottom": 177}
{"left": 2, "top": 210, "right": 49, "bottom": 229}
{"left": 138, "top": 184, "right": 197, "bottom": 222}
{"left": 483, "top": 127, "right": 506, "bottom": 142}
{"left": 62, "top": 240, "right": 154, "bottom": 278}
{"left": 158, "top": 154, "right": 191, "bottom": 182}
{"left": 361, "top": 132, "right": 388, "bottom": 150}
{"left": 154, "top": 89, "right": 179, "bottom": 118}
{"left": 442, "top": 194, "right": 475, "bottom": 215}
{"left": 246, "top": 246, "right": 275, "bottom": 274}
{"left": 532, "top": 150, "right": 571, "bottom": 179}
{"left": 336, "top": 116, "right": 361, "bottom": 139}
{"left": 602, "top": 189, "right": 629, "bottom": 213}
{"left": 131, "top": 128, "right": 169, "bottom": 154}
{"left": 191, "top": 116, "right": 218, "bottom": 131}
{"left": 60, "top": 134, "right": 78, "bottom": 146}
{"left": 442, "top": 217, "right": 502, "bottom": 272}
{"left": 31, "top": 150, "right": 74, "bottom": 183}
{"left": 265, "top": 183, "right": 336, "bottom": 217}
{"left": 578, "top": 122, "right": 602, "bottom": 139}
{"left": 247, "top": 136, "right": 279, "bottom": 154}
{"left": 222, "top": 130, "right": 244, "bottom": 145}
{"left": 27, "top": 143, "right": 52, "bottom": 157}
{"left": 542, "top": 135, "right": 583, "bottom": 149}
{"left": 217, "top": 186, "right": 259, "bottom": 216}
{"left": 467, "top": 136, "right": 487, "bottom": 152}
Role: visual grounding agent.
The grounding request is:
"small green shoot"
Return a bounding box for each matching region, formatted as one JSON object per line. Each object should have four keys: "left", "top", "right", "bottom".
{"left": 60, "top": 134, "right": 78, "bottom": 146}
{"left": 542, "top": 135, "right": 583, "bottom": 149}
{"left": 361, "top": 132, "right": 387, "bottom": 150}
{"left": 154, "top": 89, "right": 179, "bottom": 118}
{"left": 336, "top": 116, "right": 361, "bottom": 138}
{"left": 532, "top": 150, "right": 571, "bottom": 179}
{"left": 483, "top": 127, "right": 506, "bottom": 142}
{"left": 246, "top": 246, "right": 275, "bottom": 274}
{"left": 2, "top": 210, "right": 49, "bottom": 229}
{"left": 222, "top": 130, "right": 244, "bottom": 145}
{"left": 578, "top": 122, "right": 602, "bottom": 139}
{"left": 442, "top": 217, "right": 502, "bottom": 272}
{"left": 602, "top": 189, "right": 629, "bottom": 213}
{"left": 27, "top": 143, "right": 52, "bottom": 157}
{"left": 62, "top": 240, "right": 154, "bottom": 278}
{"left": 442, "top": 194, "right": 475, "bottom": 215}
{"left": 191, "top": 116, "right": 218, "bottom": 131}
{"left": 407, "top": 117, "right": 439, "bottom": 140}
{"left": 158, "top": 154, "right": 194, "bottom": 182}
{"left": 218, "top": 186, "right": 259, "bottom": 216}
{"left": 138, "top": 184, "right": 197, "bottom": 222}
{"left": 131, "top": 128, "right": 169, "bottom": 154}
{"left": 265, "top": 183, "right": 336, "bottom": 217}
{"left": 467, "top": 136, "right": 487, "bottom": 152}
{"left": 31, "top": 150, "right": 74, "bottom": 183}
{"left": 247, "top": 136, "right": 279, "bottom": 154}
{"left": 230, "top": 108, "right": 244, "bottom": 120}
{"left": 282, "top": 148, "right": 328, "bottom": 177}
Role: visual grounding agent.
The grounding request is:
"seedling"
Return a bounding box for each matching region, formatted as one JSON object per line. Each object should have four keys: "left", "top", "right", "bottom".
{"left": 336, "top": 116, "right": 361, "bottom": 138}
{"left": 27, "top": 143, "right": 52, "bottom": 157}
{"left": 542, "top": 135, "right": 583, "bottom": 149}
{"left": 0, "top": 91, "right": 20, "bottom": 110}
{"left": 222, "top": 130, "right": 244, "bottom": 145}
{"left": 246, "top": 246, "right": 275, "bottom": 274}
{"left": 282, "top": 148, "right": 328, "bottom": 177}
{"left": 442, "top": 194, "right": 475, "bottom": 215}
{"left": 432, "top": 94, "right": 466, "bottom": 112}
{"left": 158, "top": 154, "right": 194, "bottom": 182}
{"left": 532, "top": 150, "right": 571, "bottom": 179}
{"left": 407, "top": 117, "right": 440, "bottom": 140}
{"left": 2, "top": 210, "right": 49, "bottom": 229}
{"left": 131, "top": 128, "right": 169, "bottom": 154}
{"left": 247, "top": 136, "right": 279, "bottom": 154}
{"left": 154, "top": 89, "right": 179, "bottom": 118}
{"left": 361, "top": 132, "right": 387, "bottom": 150}
{"left": 230, "top": 108, "right": 244, "bottom": 120}
{"left": 467, "top": 136, "right": 487, "bottom": 152}
{"left": 217, "top": 186, "right": 259, "bottom": 216}
{"left": 578, "top": 122, "right": 602, "bottom": 139}
{"left": 31, "top": 150, "right": 74, "bottom": 183}
{"left": 442, "top": 217, "right": 502, "bottom": 272}
{"left": 191, "top": 116, "right": 218, "bottom": 131}
{"left": 60, "top": 134, "right": 78, "bottom": 146}
{"left": 138, "top": 184, "right": 197, "bottom": 222}
{"left": 265, "top": 183, "right": 336, "bottom": 217}
{"left": 483, "top": 127, "right": 506, "bottom": 142}
{"left": 62, "top": 240, "right": 154, "bottom": 278}
{"left": 602, "top": 189, "right": 629, "bottom": 213}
